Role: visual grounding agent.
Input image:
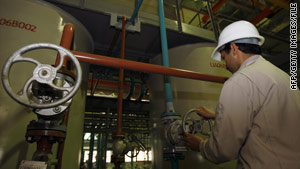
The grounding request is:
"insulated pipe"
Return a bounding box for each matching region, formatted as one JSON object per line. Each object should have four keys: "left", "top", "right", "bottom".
{"left": 116, "top": 16, "right": 126, "bottom": 135}
{"left": 73, "top": 52, "right": 227, "bottom": 83}
{"left": 55, "top": 23, "right": 74, "bottom": 67}
{"left": 158, "top": 0, "right": 175, "bottom": 113}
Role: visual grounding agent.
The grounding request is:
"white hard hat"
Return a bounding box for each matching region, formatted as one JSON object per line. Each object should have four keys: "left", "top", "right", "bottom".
{"left": 211, "top": 20, "right": 265, "bottom": 61}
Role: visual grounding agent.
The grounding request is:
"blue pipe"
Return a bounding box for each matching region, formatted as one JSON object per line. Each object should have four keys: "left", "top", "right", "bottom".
{"left": 88, "top": 132, "right": 95, "bottom": 169}
{"left": 126, "top": 76, "right": 135, "bottom": 100}
{"left": 158, "top": 0, "right": 175, "bottom": 113}
{"left": 129, "top": 0, "right": 144, "bottom": 24}
{"left": 96, "top": 133, "right": 102, "bottom": 169}
{"left": 113, "top": 0, "right": 144, "bottom": 57}
{"left": 170, "top": 158, "right": 179, "bottom": 169}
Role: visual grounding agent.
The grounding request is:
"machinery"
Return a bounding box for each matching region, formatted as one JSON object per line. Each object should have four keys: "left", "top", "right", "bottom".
{"left": 162, "top": 109, "right": 213, "bottom": 168}
{"left": 0, "top": 1, "right": 93, "bottom": 168}
{"left": 1, "top": 43, "right": 82, "bottom": 168}
{"left": 149, "top": 43, "right": 231, "bottom": 169}
{"left": 165, "top": 109, "right": 213, "bottom": 150}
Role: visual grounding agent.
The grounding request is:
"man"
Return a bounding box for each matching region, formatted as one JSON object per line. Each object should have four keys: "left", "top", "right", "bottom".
{"left": 184, "top": 20, "right": 300, "bottom": 169}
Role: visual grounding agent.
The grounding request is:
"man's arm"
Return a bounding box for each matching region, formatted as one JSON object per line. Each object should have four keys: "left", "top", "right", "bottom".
{"left": 200, "top": 77, "right": 253, "bottom": 163}
{"left": 194, "top": 106, "right": 216, "bottom": 119}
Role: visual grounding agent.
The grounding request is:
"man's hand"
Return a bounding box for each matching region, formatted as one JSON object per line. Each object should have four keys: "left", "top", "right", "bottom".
{"left": 194, "top": 106, "right": 216, "bottom": 119}
{"left": 183, "top": 132, "right": 203, "bottom": 152}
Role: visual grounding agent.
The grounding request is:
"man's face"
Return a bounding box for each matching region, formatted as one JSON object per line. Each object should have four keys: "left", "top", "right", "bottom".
{"left": 220, "top": 45, "right": 240, "bottom": 73}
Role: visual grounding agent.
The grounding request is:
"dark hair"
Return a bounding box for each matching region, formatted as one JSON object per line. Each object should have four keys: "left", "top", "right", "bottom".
{"left": 221, "top": 43, "right": 262, "bottom": 55}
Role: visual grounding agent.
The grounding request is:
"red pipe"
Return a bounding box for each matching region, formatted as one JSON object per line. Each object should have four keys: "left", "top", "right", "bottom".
{"left": 73, "top": 51, "right": 228, "bottom": 83}
{"left": 55, "top": 23, "right": 74, "bottom": 67}
{"left": 181, "top": 5, "right": 208, "bottom": 16}
{"left": 88, "top": 79, "right": 142, "bottom": 89}
{"left": 107, "top": 29, "right": 121, "bottom": 56}
{"left": 202, "top": 0, "right": 227, "bottom": 24}
{"left": 251, "top": 6, "right": 272, "bottom": 25}
{"left": 116, "top": 16, "right": 126, "bottom": 135}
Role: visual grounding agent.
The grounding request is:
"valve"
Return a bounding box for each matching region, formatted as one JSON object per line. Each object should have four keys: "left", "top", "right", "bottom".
{"left": 1, "top": 43, "right": 82, "bottom": 111}
{"left": 182, "top": 109, "right": 213, "bottom": 136}
{"left": 125, "top": 134, "right": 146, "bottom": 158}
{"left": 164, "top": 109, "right": 213, "bottom": 153}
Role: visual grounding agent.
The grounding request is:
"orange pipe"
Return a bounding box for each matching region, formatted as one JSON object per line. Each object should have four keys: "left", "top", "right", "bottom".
{"left": 251, "top": 6, "right": 272, "bottom": 25}
{"left": 116, "top": 16, "right": 126, "bottom": 135}
{"left": 202, "top": 0, "right": 227, "bottom": 24}
{"left": 73, "top": 51, "right": 228, "bottom": 83}
{"left": 55, "top": 23, "right": 74, "bottom": 67}
{"left": 55, "top": 23, "right": 74, "bottom": 169}
{"left": 107, "top": 29, "right": 121, "bottom": 56}
{"left": 181, "top": 5, "right": 208, "bottom": 16}
{"left": 88, "top": 79, "right": 142, "bottom": 89}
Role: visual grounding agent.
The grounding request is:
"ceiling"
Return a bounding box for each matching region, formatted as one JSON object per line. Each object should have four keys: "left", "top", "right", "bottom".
{"left": 46, "top": 0, "right": 298, "bottom": 76}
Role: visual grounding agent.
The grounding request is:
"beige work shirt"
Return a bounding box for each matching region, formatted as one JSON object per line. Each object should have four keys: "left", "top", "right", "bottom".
{"left": 200, "top": 55, "right": 300, "bottom": 169}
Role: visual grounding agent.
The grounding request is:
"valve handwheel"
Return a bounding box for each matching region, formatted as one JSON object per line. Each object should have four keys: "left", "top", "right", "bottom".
{"left": 182, "top": 109, "right": 213, "bottom": 136}
{"left": 1, "top": 43, "right": 82, "bottom": 109}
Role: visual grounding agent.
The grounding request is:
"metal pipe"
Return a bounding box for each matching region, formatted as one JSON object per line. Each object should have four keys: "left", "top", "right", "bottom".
{"left": 251, "top": 6, "right": 272, "bottom": 25}
{"left": 206, "top": 0, "right": 219, "bottom": 41}
{"left": 107, "top": 29, "right": 121, "bottom": 57}
{"left": 90, "top": 73, "right": 94, "bottom": 96}
{"left": 202, "top": 0, "right": 227, "bottom": 24}
{"left": 126, "top": 76, "right": 135, "bottom": 100}
{"left": 116, "top": 16, "right": 126, "bottom": 135}
{"left": 264, "top": 0, "right": 289, "bottom": 9}
{"left": 55, "top": 23, "right": 74, "bottom": 67}
{"left": 112, "top": 0, "right": 144, "bottom": 57}
{"left": 188, "top": 12, "right": 200, "bottom": 24}
{"left": 96, "top": 133, "right": 102, "bottom": 169}
{"left": 129, "top": 0, "right": 144, "bottom": 24}
{"left": 88, "top": 131, "right": 95, "bottom": 169}
{"left": 158, "top": 0, "right": 175, "bottom": 113}
{"left": 181, "top": 5, "right": 208, "bottom": 16}
{"left": 175, "top": 0, "right": 183, "bottom": 32}
{"left": 91, "top": 79, "right": 99, "bottom": 96}
{"left": 73, "top": 51, "right": 228, "bottom": 83}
